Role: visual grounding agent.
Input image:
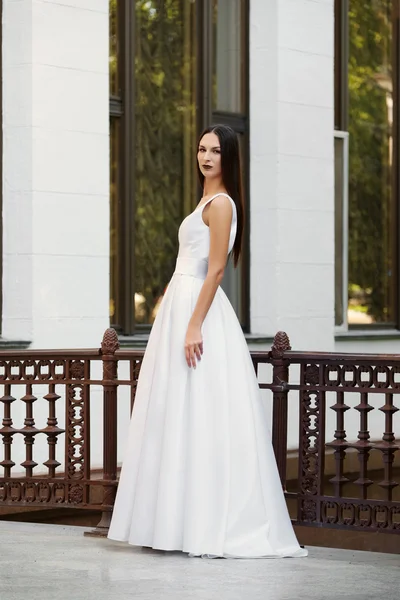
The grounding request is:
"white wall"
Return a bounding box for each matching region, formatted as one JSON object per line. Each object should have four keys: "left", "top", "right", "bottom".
{"left": 250, "top": 0, "right": 335, "bottom": 351}
{"left": 2, "top": 0, "right": 110, "bottom": 349}
{"left": 1, "top": 0, "right": 110, "bottom": 473}
{"left": 2, "top": 0, "right": 34, "bottom": 342}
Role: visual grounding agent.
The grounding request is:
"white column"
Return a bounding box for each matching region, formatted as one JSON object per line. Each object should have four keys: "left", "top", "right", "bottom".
{"left": 249, "top": 0, "right": 279, "bottom": 337}
{"left": 2, "top": 0, "right": 34, "bottom": 342}
{"left": 250, "top": 0, "right": 335, "bottom": 350}
{"left": 2, "top": 0, "right": 110, "bottom": 348}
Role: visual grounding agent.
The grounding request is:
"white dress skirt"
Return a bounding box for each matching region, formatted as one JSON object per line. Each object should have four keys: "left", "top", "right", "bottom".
{"left": 107, "top": 193, "right": 307, "bottom": 559}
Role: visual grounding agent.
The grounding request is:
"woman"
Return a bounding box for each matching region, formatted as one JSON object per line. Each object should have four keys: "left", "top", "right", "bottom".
{"left": 108, "top": 125, "right": 307, "bottom": 559}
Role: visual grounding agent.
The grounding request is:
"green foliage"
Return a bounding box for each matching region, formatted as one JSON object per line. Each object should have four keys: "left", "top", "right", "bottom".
{"left": 348, "top": 0, "right": 393, "bottom": 322}
{"left": 109, "top": 0, "right": 118, "bottom": 95}
{"left": 134, "top": 0, "right": 197, "bottom": 323}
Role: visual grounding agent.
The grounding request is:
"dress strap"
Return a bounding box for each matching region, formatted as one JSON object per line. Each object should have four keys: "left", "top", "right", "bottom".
{"left": 198, "top": 193, "right": 234, "bottom": 212}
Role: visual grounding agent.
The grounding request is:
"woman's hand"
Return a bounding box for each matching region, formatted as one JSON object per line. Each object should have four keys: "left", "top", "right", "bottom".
{"left": 184, "top": 322, "right": 203, "bottom": 368}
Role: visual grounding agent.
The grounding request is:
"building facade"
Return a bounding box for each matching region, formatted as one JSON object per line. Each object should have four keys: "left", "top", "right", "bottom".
{"left": 1, "top": 0, "right": 399, "bottom": 357}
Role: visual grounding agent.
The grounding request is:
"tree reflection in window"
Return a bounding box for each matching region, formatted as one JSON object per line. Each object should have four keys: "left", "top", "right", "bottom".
{"left": 134, "top": 0, "right": 197, "bottom": 324}
{"left": 348, "top": 0, "right": 395, "bottom": 325}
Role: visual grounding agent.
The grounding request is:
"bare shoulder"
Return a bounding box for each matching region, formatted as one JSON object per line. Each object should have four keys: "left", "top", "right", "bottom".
{"left": 207, "top": 194, "right": 233, "bottom": 216}
{"left": 203, "top": 194, "right": 232, "bottom": 228}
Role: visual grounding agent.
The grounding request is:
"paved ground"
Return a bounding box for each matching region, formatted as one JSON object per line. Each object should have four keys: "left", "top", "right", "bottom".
{"left": 0, "top": 521, "right": 398, "bottom": 600}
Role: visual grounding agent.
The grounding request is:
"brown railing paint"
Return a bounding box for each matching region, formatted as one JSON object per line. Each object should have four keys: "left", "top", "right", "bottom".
{"left": 0, "top": 329, "right": 398, "bottom": 536}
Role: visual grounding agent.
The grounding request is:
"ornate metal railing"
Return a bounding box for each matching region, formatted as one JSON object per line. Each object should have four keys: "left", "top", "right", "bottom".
{"left": 258, "top": 333, "right": 400, "bottom": 533}
{"left": 0, "top": 329, "right": 399, "bottom": 535}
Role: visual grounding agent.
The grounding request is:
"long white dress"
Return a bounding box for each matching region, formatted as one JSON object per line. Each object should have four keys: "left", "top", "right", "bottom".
{"left": 108, "top": 193, "right": 307, "bottom": 559}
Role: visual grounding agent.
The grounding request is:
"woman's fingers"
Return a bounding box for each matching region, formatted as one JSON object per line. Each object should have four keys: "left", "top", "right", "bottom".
{"left": 192, "top": 352, "right": 197, "bottom": 368}
{"left": 185, "top": 346, "right": 191, "bottom": 368}
{"left": 194, "top": 344, "right": 202, "bottom": 361}
{"left": 185, "top": 342, "right": 203, "bottom": 368}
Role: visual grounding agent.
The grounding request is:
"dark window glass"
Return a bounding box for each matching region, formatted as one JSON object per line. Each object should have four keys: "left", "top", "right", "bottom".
{"left": 134, "top": 0, "right": 198, "bottom": 324}
{"left": 334, "top": 134, "right": 348, "bottom": 328}
{"left": 110, "top": 118, "right": 121, "bottom": 326}
{"left": 347, "top": 0, "right": 396, "bottom": 325}
{"left": 212, "top": 0, "right": 245, "bottom": 113}
{"left": 109, "top": 0, "right": 119, "bottom": 97}
{"left": 109, "top": 0, "right": 249, "bottom": 334}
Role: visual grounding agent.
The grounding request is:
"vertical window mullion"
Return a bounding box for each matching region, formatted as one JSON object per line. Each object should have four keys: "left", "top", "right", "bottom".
{"left": 121, "top": 0, "right": 136, "bottom": 335}
{"left": 335, "top": 0, "right": 349, "bottom": 131}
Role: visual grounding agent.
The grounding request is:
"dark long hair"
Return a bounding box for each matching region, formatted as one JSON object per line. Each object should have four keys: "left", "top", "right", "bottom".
{"left": 197, "top": 125, "right": 244, "bottom": 267}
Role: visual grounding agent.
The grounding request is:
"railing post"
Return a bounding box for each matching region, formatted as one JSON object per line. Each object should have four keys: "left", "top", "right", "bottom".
{"left": 85, "top": 328, "right": 119, "bottom": 538}
{"left": 271, "top": 331, "right": 291, "bottom": 490}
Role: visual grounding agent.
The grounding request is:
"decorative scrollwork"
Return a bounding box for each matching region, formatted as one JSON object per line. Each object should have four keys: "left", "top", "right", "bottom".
{"left": 322, "top": 501, "right": 338, "bottom": 524}
{"left": 325, "top": 365, "right": 341, "bottom": 386}
{"left": 304, "top": 364, "right": 319, "bottom": 386}
{"left": 356, "top": 366, "right": 374, "bottom": 388}
{"left": 301, "top": 499, "right": 317, "bottom": 522}
{"left": 0, "top": 481, "right": 85, "bottom": 506}
{"left": 389, "top": 366, "right": 400, "bottom": 389}
{"left": 68, "top": 484, "right": 84, "bottom": 505}
{"left": 38, "top": 360, "right": 52, "bottom": 381}
{"left": 299, "top": 381, "right": 323, "bottom": 500}
{"left": 390, "top": 507, "right": 400, "bottom": 529}
{"left": 21, "top": 360, "right": 38, "bottom": 381}
{"left": 341, "top": 365, "right": 357, "bottom": 387}
{"left": 23, "top": 483, "right": 37, "bottom": 503}
{"left": 373, "top": 366, "right": 390, "bottom": 389}
{"left": 66, "top": 384, "right": 86, "bottom": 480}
{"left": 0, "top": 483, "right": 7, "bottom": 501}
{"left": 70, "top": 360, "right": 85, "bottom": 380}
{"left": 10, "top": 482, "right": 22, "bottom": 502}
{"left": 53, "top": 483, "right": 66, "bottom": 504}
{"left": 38, "top": 482, "right": 51, "bottom": 503}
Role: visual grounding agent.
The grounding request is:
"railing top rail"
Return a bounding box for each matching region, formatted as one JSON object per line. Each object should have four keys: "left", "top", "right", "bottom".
{"left": 0, "top": 349, "right": 102, "bottom": 359}
{"left": 284, "top": 350, "right": 400, "bottom": 364}
{"left": 115, "top": 350, "right": 146, "bottom": 359}
{"left": 1, "top": 347, "right": 399, "bottom": 364}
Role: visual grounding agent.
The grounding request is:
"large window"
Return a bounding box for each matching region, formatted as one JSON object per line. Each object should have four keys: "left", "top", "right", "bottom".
{"left": 0, "top": 0, "right": 3, "bottom": 335}
{"left": 335, "top": 0, "right": 399, "bottom": 328}
{"left": 109, "top": 0, "right": 249, "bottom": 336}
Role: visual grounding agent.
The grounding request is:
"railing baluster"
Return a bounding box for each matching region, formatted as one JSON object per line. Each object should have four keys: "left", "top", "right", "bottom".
{"left": 352, "top": 391, "right": 373, "bottom": 499}
{"left": 20, "top": 384, "right": 39, "bottom": 477}
{"left": 326, "top": 390, "right": 350, "bottom": 497}
{"left": 42, "top": 384, "right": 64, "bottom": 478}
{"left": 375, "top": 392, "right": 399, "bottom": 502}
{"left": 0, "top": 384, "right": 17, "bottom": 478}
{"left": 85, "top": 328, "right": 119, "bottom": 537}
{"left": 270, "top": 331, "right": 291, "bottom": 490}
{"left": 297, "top": 362, "right": 326, "bottom": 526}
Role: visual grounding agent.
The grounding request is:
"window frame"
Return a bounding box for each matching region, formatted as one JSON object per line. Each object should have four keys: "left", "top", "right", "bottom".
{"left": 109, "top": 0, "right": 135, "bottom": 335}
{"left": 110, "top": 0, "right": 250, "bottom": 336}
{"left": 334, "top": 130, "right": 349, "bottom": 332}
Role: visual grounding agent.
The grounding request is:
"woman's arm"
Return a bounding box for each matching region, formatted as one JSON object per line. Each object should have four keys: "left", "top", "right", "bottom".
{"left": 184, "top": 195, "right": 232, "bottom": 368}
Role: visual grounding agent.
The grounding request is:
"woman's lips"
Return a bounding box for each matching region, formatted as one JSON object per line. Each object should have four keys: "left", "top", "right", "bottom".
{"left": 202, "top": 165, "right": 212, "bottom": 170}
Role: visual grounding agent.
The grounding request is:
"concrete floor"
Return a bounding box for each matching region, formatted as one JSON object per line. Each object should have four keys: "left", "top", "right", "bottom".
{"left": 0, "top": 521, "right": 398, "bottom": 600}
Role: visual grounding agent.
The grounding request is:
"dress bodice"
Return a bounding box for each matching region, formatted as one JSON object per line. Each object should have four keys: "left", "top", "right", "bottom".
{"left": 174, "top": 193, "right": 237, "bottom": 279}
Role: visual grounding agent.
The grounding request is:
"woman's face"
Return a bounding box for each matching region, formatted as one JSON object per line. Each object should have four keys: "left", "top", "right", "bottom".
{"left": 197, "top": 132, "right": 222, "bottom": 180}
